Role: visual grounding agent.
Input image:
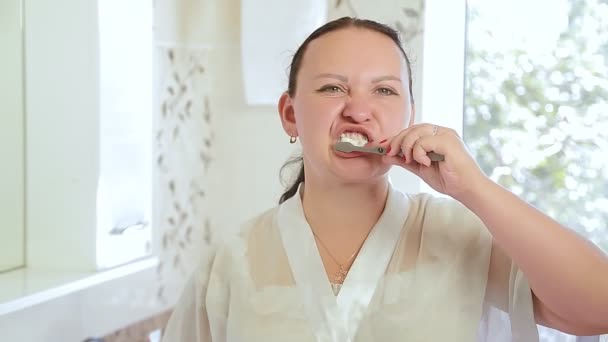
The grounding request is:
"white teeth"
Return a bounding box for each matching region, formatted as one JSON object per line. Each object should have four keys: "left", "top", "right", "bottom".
{"left": 338, "top": 132, "right": 369, "bottom": 147}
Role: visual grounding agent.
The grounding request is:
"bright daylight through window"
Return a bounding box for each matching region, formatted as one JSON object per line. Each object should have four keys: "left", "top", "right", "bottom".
{"left": 464, "top": 0, "right": 607, "bottom": 339}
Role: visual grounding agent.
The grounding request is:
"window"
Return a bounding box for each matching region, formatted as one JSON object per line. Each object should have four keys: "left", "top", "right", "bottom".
{"left": 96, "top": 0, "right": 154, "bottom": 268}
{"left": 464, "top": 0, "right": 608, "bottom": 340}
{"left": 0, "top": 0, "right": 25, "bottom": 273}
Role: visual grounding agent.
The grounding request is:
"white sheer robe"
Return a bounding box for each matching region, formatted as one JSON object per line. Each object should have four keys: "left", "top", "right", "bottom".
{"left": 162, "top": 185, "right": 540, "bottom": 341}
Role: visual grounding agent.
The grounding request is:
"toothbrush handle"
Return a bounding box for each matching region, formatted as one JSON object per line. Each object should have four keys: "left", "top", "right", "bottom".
{"left": 376, "top": 146, "right": 445, "bottom": 162}
{"left": 426, "top": 152, "right": 445, "bottom": 162}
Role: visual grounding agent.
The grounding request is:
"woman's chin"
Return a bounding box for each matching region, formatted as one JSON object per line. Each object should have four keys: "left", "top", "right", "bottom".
{"left": 330, "top": 161, "right": 390, "bottom": 183}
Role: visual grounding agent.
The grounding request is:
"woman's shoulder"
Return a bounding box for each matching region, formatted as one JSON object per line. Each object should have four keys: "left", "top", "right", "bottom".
{"left": 212, "top": 205, "right": 283, "bottom": 262}
{"left": 407, "top": 193, "right": 484, "bottom": 228}
{"left": 394, "top": 193, "right": 493, "bottom": 283}
{"left": 239, "top": 206, "right": 280, "bottom": 237}
{"left": 403, "top": 192, "right": 492, "bottom": 249}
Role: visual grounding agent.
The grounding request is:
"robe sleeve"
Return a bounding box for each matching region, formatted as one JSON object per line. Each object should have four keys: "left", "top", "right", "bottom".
{"left": 477, "top": 257, "right": 539, "bottom": 341}
{"left": 424, "top": 196, "right": 539, "bottom": 341}
{"left": 161, "top": 248, "right": 225, "bottom": 342}
{"left": 469, "top": 216, "right": 539, "bottom": 341}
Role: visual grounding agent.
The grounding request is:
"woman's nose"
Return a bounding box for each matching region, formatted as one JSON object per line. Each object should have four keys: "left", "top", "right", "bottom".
{"left": 341, "top": 94, "right": 372, "bottom": 123}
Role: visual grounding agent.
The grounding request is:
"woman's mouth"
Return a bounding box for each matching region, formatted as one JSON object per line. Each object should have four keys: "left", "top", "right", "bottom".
{"left": 338, "top": 131, "right": 369, "bottom": 147}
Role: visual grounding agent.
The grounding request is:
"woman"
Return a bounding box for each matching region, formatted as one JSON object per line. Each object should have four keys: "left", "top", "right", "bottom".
{"left": 161, "top": 17, "right": 608, "bottom": 341}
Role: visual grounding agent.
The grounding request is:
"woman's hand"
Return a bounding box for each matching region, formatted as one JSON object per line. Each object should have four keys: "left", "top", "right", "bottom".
{"left": 382, "top": 123, "right": 488, "bottom": 200}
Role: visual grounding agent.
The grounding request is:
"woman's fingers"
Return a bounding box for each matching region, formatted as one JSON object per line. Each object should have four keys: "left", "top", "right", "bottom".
{"left": 387, "top": 124, "right": 441, "bottom": 164}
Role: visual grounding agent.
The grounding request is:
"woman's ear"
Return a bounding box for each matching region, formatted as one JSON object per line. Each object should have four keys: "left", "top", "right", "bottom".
{"left": 278, "top": 92, "right": 298, "bottom": 137}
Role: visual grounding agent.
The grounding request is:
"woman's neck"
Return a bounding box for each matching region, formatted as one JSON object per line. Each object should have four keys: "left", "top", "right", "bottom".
{"left": 300, "top": 176, "right": 389, "bottom": 238}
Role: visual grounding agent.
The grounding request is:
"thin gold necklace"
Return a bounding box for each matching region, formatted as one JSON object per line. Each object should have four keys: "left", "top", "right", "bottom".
{"left": 311, "top": 229, "right": 365, "bottom": 284}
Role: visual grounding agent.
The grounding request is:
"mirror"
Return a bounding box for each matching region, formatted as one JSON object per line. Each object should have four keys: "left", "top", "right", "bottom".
{"left": 0, "top": 0, "right": 25, "bottom": 272}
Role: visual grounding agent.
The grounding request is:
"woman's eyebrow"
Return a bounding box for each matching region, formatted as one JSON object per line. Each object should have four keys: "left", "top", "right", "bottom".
{"left": 371, "top": 75, "right": 402, "bottom": 83}
{"left": 314, "top": 73, "right": 348, "bottom": 82}
{"left": 313, "top": 73, "right": 402, "bottom": 83}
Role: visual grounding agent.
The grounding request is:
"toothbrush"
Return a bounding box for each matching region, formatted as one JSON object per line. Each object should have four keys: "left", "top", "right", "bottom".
{"left": 334, "top": 141, "right": 445, "bottom": 162}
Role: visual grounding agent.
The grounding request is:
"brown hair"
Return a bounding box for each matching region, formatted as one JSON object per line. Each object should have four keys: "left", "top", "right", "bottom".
{"left": 279, "top": 17, "right": 415, "bottom": 204}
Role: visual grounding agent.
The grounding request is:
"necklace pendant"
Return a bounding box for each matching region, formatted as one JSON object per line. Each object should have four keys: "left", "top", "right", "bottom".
{"left": 334, "top": 265, "right": 347, "bottom": 283}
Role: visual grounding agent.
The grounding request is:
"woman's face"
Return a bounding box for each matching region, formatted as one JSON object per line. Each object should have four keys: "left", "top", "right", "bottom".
{"left": 279, "top": 27, "right": 414, "bottom": 185}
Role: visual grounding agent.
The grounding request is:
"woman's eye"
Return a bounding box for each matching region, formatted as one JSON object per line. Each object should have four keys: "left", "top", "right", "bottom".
{"left": 317, "top": 85, "right": 344, "bottom": 93}
{"left": 376, "top": 87, "right": 398, "bottom": 96}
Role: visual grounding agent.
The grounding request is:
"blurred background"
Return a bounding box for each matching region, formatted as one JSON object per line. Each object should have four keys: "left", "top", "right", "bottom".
{"left": 0, "top": 0, "right": 606, "bottom": 341}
